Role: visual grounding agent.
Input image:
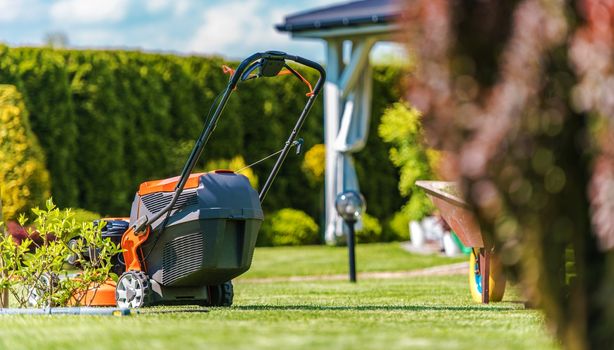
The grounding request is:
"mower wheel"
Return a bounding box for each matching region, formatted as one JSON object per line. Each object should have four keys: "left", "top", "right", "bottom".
{"left": 66, "top": 238, "right": 80, "bottom": 266}
{"left": 27, "top": 273, "right": 59, "bottom": 307}
{"left": 207, "top": 281, "right": 234, "bottom": 307}
{"left": 116, "top": 270, "right": 151, "bottom": 308}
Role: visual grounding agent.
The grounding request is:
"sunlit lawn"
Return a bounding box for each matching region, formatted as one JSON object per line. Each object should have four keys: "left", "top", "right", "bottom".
{"left": 0, "top": 243, "right": 558, "bottom": 350}
{"left": 243, "top": 242, "right": 465, "bottom": 278}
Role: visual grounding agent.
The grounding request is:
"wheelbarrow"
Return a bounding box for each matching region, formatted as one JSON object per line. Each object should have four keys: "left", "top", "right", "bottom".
{"left": 415, "top": 181, "right": 506, "bottom": 303}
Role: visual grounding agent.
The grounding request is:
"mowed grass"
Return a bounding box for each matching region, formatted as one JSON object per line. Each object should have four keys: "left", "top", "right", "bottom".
{"left": 0, "top": 244, "right": 559, "bottom": 350}
{"left": 243, "top": 242, "right": 466, "bottom": 278}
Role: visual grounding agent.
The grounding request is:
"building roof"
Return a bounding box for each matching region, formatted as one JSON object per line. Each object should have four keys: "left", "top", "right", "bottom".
{"left": 275, "top": 0, "right": 402, "bottom": 33}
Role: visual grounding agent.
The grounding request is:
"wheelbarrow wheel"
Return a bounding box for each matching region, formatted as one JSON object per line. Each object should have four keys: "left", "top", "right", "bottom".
{"left": 468, "top": 249, "right": 506, "bottom": 302}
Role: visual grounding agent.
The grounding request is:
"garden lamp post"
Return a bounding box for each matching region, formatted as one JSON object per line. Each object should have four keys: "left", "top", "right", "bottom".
{"left": 335, "top": 191, "right": 366, "bottom": 283}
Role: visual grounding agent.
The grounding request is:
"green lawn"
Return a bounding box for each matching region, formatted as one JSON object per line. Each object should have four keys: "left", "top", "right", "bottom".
{"left": 243, "top": 242, "right": 466, "bottom": 278}
{"left": 0, "top": 244, "right": 559, "bottom": 350}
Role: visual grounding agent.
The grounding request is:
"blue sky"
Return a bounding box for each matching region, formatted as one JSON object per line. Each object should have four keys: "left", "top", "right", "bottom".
{"left": 0, "top": 0, "right": 404, "bottom": 62}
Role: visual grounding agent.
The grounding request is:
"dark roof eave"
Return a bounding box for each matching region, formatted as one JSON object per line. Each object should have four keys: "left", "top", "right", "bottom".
{"left": 276, "top": 14, "right": 399, "bottom": 33}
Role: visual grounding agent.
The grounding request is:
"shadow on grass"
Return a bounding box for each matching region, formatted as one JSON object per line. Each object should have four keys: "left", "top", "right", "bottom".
{"left": 234, "top": 304, "right": 521, "bottom": 312}
{"left": 136, "top": 307, "right": 210, "bottom": 314}
{"left": 132, "top": 302, "right": 528, "bottom": 314}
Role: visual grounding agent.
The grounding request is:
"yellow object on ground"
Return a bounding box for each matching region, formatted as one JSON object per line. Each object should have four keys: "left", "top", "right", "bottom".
{"left": 468, "top": 249, "right": 506, "bottom": 303}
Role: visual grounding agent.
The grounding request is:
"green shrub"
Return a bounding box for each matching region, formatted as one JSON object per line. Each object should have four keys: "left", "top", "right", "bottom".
{"left": 0, "top": 199, "right": 121, "bottom": 307}
{"left": 388, "top": 207, "right": 411, "bottom": 241}
{"left": 0, "top": 85, "right": 51, "bottom": 220}
{"left": 258, "top": 208, "right": 319, "bottom": 246}
{"left": 355, "top": 213, "right": 383, "bottom": 243}
{"left": 379, "top": 101, "right": 436, "bottom": 226}
{"left": 301, "top": 144, "right": 325, "bottom": 185}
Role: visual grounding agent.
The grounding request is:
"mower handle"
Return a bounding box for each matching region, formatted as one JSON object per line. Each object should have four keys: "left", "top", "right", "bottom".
{"left": 230, "top": 51, "right": 325, "bottom": 90}
{"left": 231, "top": 52, "right": 326, "bottom": 202}
{"left": 134, "top": 51, "right": 325, "bottom": 233}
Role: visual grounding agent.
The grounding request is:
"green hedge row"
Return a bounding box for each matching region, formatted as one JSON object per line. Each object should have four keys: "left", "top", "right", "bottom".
{"left": 0, "top": 46, "right": 76, "bottom": 208}
{"left": 0, "top": 45, "right": 404, "bottom": 226}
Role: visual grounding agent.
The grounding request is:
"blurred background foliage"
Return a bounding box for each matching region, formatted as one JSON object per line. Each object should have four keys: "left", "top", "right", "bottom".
{"left": 257, "top": 208, "right": 320, "bottom": 246}
{"left": 403, "top": 0, "right": 614, "bottom": 348}
{"left": 0, "top": 45, "right": 425, "bottom": 243}
{"left": 379, "top": 101, "right": 437, "bottom": 239}
{"left": 301, "top": 143, "right": 325, "bottom": 186}
{"left": 355, "top": 213, "right": 384, "bottom": 243}
{"left": 204, "top": 155, "right": 259, "bottom": 189}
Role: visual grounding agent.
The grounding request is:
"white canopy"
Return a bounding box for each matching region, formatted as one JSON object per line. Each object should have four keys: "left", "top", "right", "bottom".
{"left": 276, "top": 0, "right": 403, "bottom": 243}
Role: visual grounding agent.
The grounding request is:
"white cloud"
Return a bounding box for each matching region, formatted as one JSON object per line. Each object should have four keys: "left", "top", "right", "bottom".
{"left": 188, "top": 1, "right": 256, "bottom": 54}
{"left": 0, "top": 0, "right": 45, "bottom": 22}
{"left": 145, "top": 0, "right": 169, "bottom": 12}
{"left": 144, "top": 0, "right": 189, "bottom": 16}
{"left": 187, "top": 0, "right": 295, "bottom": 56}
{"left": 0, "top": 0, "right": 21, "bottom": 21}
{"left": 172, "top": 0, "right": 190, "bottom": 16}
{"left": 51, "top": 0, "right": 130, "bottom": 24}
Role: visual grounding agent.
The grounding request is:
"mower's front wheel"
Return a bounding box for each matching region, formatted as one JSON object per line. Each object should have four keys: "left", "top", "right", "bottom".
{"left": 207, "top": 281, "right": 234, "bottom": 307}
{"left": 116, "top": 271, "right": 151, "bottom": 308}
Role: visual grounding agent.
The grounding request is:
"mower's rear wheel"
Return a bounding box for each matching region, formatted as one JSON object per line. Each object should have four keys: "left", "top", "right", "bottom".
{"left": 116, "top": 271, "right": 151, "bottom": 308}
{"left": 207, "top": 281, "right": 233, "bottom": 307}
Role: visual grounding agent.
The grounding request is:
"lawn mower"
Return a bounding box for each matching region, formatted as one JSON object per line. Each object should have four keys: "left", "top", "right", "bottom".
{"left": 73, "top": 51, "right": 325, "bottom": 308}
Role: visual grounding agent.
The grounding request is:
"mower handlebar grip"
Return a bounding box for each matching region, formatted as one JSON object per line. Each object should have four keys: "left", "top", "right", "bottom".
{"left": 229, "top": 51, "right": 326, "bottom": 94}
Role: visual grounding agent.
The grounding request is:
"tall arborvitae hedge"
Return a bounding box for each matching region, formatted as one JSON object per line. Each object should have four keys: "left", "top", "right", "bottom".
{"left": 0, "top": 46, "right": 404, "bottom": 227}
{"left": 0, "top": 46, "right": 77, "bottom": 208}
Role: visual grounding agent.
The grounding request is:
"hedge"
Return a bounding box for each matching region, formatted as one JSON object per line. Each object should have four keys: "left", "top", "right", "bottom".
{"left": 0, "top": 47, "right": 77, "bottom": 208}
{"left": 355, "top": 213, "right": 383, "bottom": 243}
{"left": 0, "top": 84, "right": 50, "bottom": 219}
{"left": 0, "top": 45, "right": 405, "bottom": 228}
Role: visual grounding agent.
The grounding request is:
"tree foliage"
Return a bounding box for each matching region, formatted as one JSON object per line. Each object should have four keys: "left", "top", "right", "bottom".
{"left": 403, "top": 1, "right": 614, "bottom": 348}
{"left": 379, "top": 101, "right": 437, "bottom": 238}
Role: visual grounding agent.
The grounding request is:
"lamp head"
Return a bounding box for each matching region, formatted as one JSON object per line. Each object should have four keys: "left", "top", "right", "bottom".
{"left": 335, "top": 191, "right": 366, "bottom": 223}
